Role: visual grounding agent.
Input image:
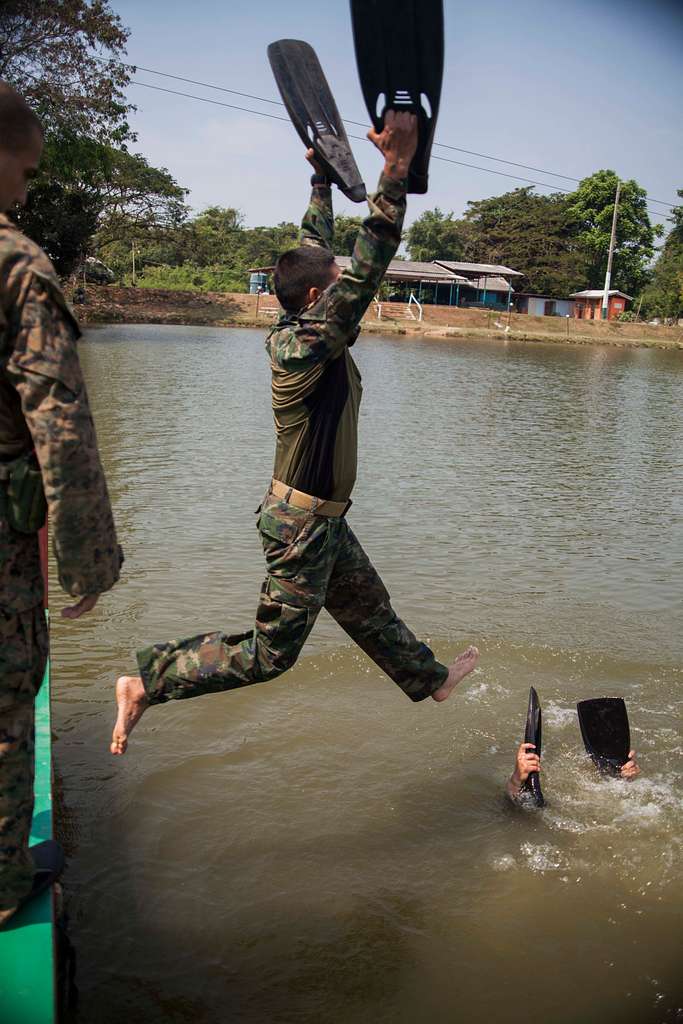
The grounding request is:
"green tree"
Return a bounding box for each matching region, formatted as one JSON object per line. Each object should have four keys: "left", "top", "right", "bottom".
{"left": 461, "top": 188, "right": 587, "bottom": 296}
{"left": 16, "top": 138, "right": 188, "bottom": 276}
{"left": 565, "top": 169, "right": 660, "bottom": 296}
{"left": 333, "top": 215, "right": 362, "bottom": 255}
{"left": 182, "top": 206, "right": 244, "bottom": 265}
{"left": 1, "top": 2, "right": 191, "bottom": 276}
{"left": 639, "top": 189, "right": 683, "bottom": 320}
{"left": 405, "top": 208, "right": 469, "bottom": 262}
{"left": 0, "top": 0, "right": 133, "bottom": 145}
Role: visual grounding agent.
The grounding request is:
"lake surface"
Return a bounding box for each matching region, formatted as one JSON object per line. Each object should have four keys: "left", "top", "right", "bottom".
{"left": 50, "top": 325, "right": 682, "bottom": 1023}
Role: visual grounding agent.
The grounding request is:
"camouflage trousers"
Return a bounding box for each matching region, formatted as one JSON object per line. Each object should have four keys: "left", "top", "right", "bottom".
{"left": 0, "top": 604, "right": 48, "bottom": 909}
{"left": 138, "top": 492, "right": 448, "bottom": 704}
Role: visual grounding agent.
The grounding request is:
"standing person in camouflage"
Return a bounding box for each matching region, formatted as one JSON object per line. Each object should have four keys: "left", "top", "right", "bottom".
{"left": 111, "top": 111, "right": 478, "bottom": 755}
{"left": 0, "top": 82, "right": 122, "bottom": 928}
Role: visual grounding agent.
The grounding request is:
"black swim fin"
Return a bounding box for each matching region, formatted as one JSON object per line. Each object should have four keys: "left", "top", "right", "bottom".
{"left": 577, "top": 698, "right": 630, "bottom": 775}
{"left": 268, "top": 39, "right": 367, "bottom": 203}
{"left": 350, "top": 0, "right": 444, "bottom": 194}
{"left": 523, "top": 686, "right": 544, "bottom": 807}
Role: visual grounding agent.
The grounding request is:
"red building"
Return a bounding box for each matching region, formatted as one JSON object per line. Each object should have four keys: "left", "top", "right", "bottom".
{"left": 570, "top": 289, "right": 632, "bottom": 321}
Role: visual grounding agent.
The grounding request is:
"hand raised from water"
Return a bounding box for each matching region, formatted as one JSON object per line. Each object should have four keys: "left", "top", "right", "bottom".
{"left": 513, "top": 742, "right": 541, "bottom": 785}
{"left": 620, "top": 750, "right": 641, "bottom": 780}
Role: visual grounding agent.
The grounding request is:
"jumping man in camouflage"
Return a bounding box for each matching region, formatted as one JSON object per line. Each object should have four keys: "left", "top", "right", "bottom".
{"left": 0, "top": 83, "right": 122, "bottom": 927}
{"left": 111, "top": 111, "right": 478, "bottom": 755}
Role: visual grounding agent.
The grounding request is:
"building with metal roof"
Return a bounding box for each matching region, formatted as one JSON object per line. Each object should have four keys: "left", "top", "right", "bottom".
{"left": 569, "top": 289, "right": 633, "bottom": 321}
{"left": 246, "top": 256, "right": 522, "bottom": 308}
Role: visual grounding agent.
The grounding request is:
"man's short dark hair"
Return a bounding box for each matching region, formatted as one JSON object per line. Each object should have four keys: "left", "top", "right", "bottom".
{"left": 273, "top": 246, "right": 337, "bottom": 311}
{"left": 0, "top": 81, "right": 43, "bottom": 152}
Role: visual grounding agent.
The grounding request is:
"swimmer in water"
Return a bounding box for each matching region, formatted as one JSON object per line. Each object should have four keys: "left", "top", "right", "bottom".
{"left": 506, "top": 742, "right": 641, "bottom": 803}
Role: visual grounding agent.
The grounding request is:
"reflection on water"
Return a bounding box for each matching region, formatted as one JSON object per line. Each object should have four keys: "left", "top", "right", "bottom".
{"left": 50, "top": 326, "right": 682, "bottom": 1023}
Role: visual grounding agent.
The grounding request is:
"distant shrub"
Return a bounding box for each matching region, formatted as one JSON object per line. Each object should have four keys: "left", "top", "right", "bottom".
{"left": 134, "top": 264, "right": 246, "bottom": 293}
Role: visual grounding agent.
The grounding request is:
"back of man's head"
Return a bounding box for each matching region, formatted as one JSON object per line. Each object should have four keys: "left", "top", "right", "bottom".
{"left": 273, "top": 246, "right": 337, "bottom": 311}
{"left": 0, "top": 81, "right": 43, "bottom": 153}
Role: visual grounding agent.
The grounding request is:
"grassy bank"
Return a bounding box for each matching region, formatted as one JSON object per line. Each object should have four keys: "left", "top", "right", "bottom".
{"left": 76, "top": 286, "right": 683, "bottom": 351}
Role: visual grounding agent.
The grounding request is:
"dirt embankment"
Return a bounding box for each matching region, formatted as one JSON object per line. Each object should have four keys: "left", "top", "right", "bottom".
{"left": 76, "top": 285, "right": 683, "bottom": 351}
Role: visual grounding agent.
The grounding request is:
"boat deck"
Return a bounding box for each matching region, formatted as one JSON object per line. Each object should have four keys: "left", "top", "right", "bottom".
{"left": 0, "top": 657, "right": 56, "bottom": 1023}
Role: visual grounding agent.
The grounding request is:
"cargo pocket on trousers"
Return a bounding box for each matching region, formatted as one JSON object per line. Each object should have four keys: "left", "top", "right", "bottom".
{"left": 256, "top": 579, "right": 311, "bottom": 675}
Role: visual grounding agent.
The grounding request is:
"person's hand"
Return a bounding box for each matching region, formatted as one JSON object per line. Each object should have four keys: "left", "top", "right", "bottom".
{"left": 367, "top": 110, "right": 418, "bottom": 181}
{"left": 61, "top": 593, "right": 100, "bottom": 620}
{"left": 512, "top": 742, "right": 541, "bottom": 786}
{"left": 305, "top": 148, "right": 325, "bottom": 176}
{"left": 620, "top": 750, "right": 640, "bottom": 780}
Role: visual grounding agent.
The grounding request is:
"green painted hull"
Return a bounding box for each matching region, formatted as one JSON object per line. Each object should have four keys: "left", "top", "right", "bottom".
{"left": 0, "top": 656, "right": 56, "bottom": 1023}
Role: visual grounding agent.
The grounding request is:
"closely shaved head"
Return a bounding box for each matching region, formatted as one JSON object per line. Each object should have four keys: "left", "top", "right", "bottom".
{"left": 0, "top": 82, "right": 43, "bottom": 212}
{"left": 0, "top": 80, "right": 43, "bottom": 153}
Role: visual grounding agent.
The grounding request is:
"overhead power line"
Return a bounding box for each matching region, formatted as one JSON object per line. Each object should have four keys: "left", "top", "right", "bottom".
{"left": 127, "top": 79, "right": 670, "bottom": 221}
{"left": 103, "top": 56, "right": 678, "bottom": 213}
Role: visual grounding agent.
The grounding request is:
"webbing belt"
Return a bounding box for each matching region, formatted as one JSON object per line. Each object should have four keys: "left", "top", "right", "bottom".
{"left": 270, "top": 478, "right": 350, "bottom": 518}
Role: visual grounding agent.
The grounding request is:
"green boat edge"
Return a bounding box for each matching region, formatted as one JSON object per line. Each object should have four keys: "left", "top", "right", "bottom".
{"left": 0, "top": 650, "right": 57, "bottom": 1023}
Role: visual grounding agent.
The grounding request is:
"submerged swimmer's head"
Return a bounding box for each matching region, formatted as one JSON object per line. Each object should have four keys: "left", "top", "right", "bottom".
{"left": 273, "top": 245, "right": 341, "bottom": 312}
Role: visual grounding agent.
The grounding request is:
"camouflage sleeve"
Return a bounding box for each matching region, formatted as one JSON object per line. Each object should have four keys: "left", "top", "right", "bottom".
{"left": 6, "top": 268, "right": 122, "bottom": 597}
{"left": 299, "top": 183, "right": 334, "bottom": 250}
{"left": 274, "top": 173, "right": 406, "bottom": 372}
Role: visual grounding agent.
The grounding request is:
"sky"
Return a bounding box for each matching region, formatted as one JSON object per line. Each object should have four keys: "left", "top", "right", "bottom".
{"left": 109, "top": 0, "right": 683, "bottom": 234}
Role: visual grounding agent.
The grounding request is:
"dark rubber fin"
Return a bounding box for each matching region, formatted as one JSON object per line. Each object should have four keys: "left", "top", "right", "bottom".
{"left": 523, "top": 686, "right": 544, "bottom": 807}
{"left": 350, "top": 0, "right": 444, "bottom": 194}
{"left": 577, "top": 698, "right": 630, "bottom": 775}
{"left": 268, "top": 39, "right": 367, "bottom": 203}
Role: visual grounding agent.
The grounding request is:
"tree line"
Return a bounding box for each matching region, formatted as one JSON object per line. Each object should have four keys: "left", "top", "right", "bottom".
{"left": 2, "top": 1, "right": 681, "bottom": 319}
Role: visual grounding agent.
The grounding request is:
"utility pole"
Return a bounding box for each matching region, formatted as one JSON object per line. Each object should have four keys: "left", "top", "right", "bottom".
{"left": 601, "top": 181, "right": 621, "bottom": 320}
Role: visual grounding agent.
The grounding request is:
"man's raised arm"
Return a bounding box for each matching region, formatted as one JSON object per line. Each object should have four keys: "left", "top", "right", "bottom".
{"left": 299, "top": 149, "right": 334, "bottom": 252}
{"left": 312, "top": 111, "right": 418, "bottom": 346}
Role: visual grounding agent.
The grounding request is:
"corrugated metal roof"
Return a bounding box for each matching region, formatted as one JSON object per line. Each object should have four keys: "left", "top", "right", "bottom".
{"left": 435, "top": 260, "right": 523, "bottom": 277}
{"left": 569, "top": 289, "right": 633, "bottom": 300}
{"left": 333, "top": 256, "right": 467, "bottom": 283}
{"left": 247, "top": 256, "right": 520, "bottom": 286}
{"left": 461, "top": 275, "right": 515, "bottom": 293}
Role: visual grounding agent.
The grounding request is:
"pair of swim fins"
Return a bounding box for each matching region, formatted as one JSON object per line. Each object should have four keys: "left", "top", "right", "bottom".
{"left": 521, "top": 691, "right": 631, "bottom": 807}
{"left": 268, "top": 0, "right": 443, "bottom": 201}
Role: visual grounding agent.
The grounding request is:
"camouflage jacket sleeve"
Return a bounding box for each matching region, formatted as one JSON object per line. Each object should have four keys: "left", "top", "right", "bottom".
{"left": 6, "top": 263, "right": 122, "bottom": 597}
{"left": 299, "top": 183, "right": 334, "bottom": 250}
{"left": 272, "top": 172, "right": 406, "bottom": 372}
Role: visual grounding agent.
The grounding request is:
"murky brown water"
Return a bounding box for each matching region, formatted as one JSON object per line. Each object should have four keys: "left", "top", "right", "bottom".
{"left": 50, "top": 326, "right": 682, "bottom": 1024}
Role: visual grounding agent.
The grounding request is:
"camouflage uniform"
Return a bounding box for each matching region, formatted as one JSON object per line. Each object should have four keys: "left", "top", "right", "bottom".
{"left": 0, "top": 214, "right": 122, "bottom": 909}
{"left": 137, "top": 174, "right": 448, "bottom": 706}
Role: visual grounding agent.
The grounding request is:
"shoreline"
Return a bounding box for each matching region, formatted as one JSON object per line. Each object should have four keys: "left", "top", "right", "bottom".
{"left": 76, "top": 286, "right": 683, "bottom": 352}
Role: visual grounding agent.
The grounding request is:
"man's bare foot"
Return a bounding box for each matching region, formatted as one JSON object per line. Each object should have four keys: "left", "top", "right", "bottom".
{"left": 111, "top": 675, "right": 149, "bottom": 755}
{"left": 431, "top": 645, "right": 480, "bottom": 702}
